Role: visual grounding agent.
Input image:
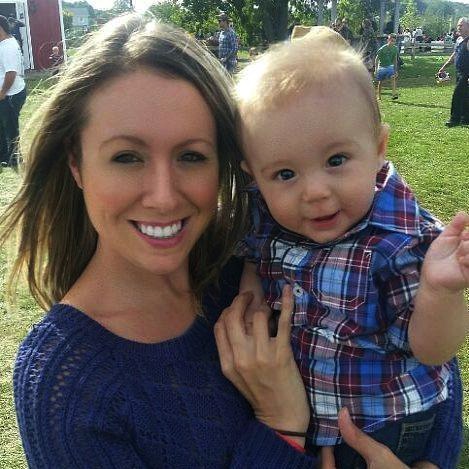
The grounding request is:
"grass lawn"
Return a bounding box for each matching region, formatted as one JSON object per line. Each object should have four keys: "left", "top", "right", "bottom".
{"left": 0, "top": 54, "right": 468, "bottom": 467}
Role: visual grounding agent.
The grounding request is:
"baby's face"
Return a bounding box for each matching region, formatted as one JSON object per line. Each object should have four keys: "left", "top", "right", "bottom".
{"left": 241, "top": 82, "right": 388, "bottom": 244}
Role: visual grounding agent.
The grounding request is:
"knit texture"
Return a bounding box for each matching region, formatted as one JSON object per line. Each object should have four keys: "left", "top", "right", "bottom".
{"left": 423, "top": 358, "right": 463, "bottom": 469}
{"left": 14, "top": 258, "right": 317, "bottom": 468}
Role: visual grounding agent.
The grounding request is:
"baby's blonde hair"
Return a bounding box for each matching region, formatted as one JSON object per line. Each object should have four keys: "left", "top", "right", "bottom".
{"left": 235, "top": 26, "right": 382, "bottom": 139}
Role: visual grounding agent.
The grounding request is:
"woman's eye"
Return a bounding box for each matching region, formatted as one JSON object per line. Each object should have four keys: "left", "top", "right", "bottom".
{"left": 180, "top": 152, "right": 207, "bottom": 163}
{"left": 327, "top": 154, "right": 347, "bottom": 167}
{"left": 112, "top": 152, "right": 141, "bottom": 164}
{"left": 275, "top": 169, "right": 295, "bottom": 181}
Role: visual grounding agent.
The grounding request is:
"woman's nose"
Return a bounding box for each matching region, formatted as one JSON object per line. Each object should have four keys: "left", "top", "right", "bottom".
{"left": 140, "top": 161, "right": 180, "bottom": 210}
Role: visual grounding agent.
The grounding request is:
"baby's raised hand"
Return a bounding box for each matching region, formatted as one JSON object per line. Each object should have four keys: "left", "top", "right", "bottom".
{"left": 421, "top": 212, "right": 469, "bottom": 293}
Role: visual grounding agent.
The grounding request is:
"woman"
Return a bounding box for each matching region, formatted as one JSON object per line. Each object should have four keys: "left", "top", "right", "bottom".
{"left": 0, "top": 15, "right": 462, "bottom": 468}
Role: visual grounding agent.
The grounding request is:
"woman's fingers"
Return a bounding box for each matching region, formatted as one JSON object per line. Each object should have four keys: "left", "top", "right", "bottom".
{"left": 214, "top": 311, "right": 254, "bottom": 402}
{"left": 251, "top": 305, "right": 271, "bottom": 345}
{"left": 223, "top": 291, "right": 254, "bottom": 347}
{"left": 214, "top": 317, "right": 235, "bottom": 376}
{"left": 319, "top": 446, "right": 336, "bottom": 469}
{"left": 338, "top": 408, "right": 409, "bottom": 468}
{"left": 277, "top": 284, "right": 294, "bottom": 347}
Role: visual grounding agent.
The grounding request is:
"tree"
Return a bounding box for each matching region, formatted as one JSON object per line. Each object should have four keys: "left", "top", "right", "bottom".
{"left": 63, "top": 10, "right": 73, "bottom": 32}
{"left": 111, "top": 0, "right": 134, "bottom": 14}
{"left": 147, "top": 2, "right": 188, "bottom": 28}
{"left": 260, "top": 0, "right": 289, "bottom": 41}
{"left": 401, "top": 0, "right": 420, "bottom": 30}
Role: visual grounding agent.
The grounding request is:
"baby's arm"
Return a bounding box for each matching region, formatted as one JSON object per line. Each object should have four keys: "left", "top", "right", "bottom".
{"left": 409, "top": 212, "right": 469, "bottom": 365}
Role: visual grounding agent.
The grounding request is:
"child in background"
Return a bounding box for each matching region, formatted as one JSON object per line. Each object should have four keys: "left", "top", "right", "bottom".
{"left": 375, "top": 33, "right": 399, "bottom": 100}
{"left": 235, "top": 26, "right": 469, "bottom": 468}
{"left": 49, "top": 45, "right": 62, "bottom": 75}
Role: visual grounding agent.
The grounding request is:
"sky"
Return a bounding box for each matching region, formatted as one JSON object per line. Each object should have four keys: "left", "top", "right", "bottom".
{"left": 87, "top": 0, "right": 157, "bottom": 12}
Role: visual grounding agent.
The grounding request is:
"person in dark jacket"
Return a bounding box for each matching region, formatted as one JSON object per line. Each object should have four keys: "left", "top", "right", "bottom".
{"left": 8, "top": 16, "right": 24, "bottom": 52}
{"left": 438, "top": 17, "right": 469, "bottom": 127}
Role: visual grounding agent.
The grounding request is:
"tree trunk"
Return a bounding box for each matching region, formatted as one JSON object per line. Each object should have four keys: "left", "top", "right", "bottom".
{"left": 317, "top": 0, "right": 324, "bottom": 26}
{"left": 331, "top": 0, "right": 337, "bottom": 23}
{"left": 261, "top": 0, "right": 289, "bottom": 42}
{"left": 379, "top": 0, "right": 386, "bottom": 34}
{"left": 393, "top": 0, "right": 400, "bottom": 33}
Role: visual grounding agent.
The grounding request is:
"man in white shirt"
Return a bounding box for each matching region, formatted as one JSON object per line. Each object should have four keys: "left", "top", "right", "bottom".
{"left": 0, "top": 15, "right": 26, "bottom": 167}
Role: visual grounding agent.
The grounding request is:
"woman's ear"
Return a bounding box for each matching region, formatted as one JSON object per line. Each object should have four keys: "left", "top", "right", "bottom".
{"left": 240, "top": 160, "right": 252, "bottom": 176}
{"left": 68, "top": 152, "right": 83, "bottom": 189}
{"left": 376, "top": 123, "right": 390, "bottom": 170}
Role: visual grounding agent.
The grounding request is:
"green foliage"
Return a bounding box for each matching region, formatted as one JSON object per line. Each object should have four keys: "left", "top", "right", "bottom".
{"left": 337, "top": 0, "right": 367, "bottom": 33}
{"left": 290, "top": 0, "right": 321, "bottom": 28}
{"left": 421, "top": 13, "right": 450, "bottom": 38}
{"left": 62, "top": 10, "right": 73, "bottom": 32}
{"left": 111, "top": 0, "right": 133, "bottom": 14}
{"left": 147, "top": 2, "right": 188, "bottom": 29}
{"left": 401, "top": 0, "right": 420, "bottom": 30}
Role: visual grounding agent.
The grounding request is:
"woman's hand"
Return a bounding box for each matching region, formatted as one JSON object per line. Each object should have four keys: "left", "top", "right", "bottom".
{"left": 339, "top": 407, "right": 409, "bottom": 468}
{"left": 214, "top": 285, "right": 310, "bottom": 447}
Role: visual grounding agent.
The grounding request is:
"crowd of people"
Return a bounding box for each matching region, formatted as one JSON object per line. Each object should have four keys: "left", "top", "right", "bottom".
{"left": 0, "top": 11, "right": 468, "bottom": 469}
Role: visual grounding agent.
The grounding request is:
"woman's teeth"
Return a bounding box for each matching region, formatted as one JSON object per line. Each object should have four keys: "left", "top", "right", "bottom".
{"left": 137, "top": 221, "right": 182, "bottom": 238}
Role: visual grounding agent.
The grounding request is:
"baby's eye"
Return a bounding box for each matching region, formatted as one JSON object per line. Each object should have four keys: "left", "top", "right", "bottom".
{"left": 179, "top": 152, "right": 207, "bottom": 163}
{"left": 275, "top": 169, "right": 295, "bottom": 181}
{"left": 112, "top": 152, "right": 141, "bottom": 164}
{"left": 327, "top": 154, "right": 347, "bottom": 167}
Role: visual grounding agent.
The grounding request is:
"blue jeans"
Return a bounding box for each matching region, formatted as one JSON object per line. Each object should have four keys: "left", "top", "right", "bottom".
{"left": 0, "top": 87, "right": 26, "bottom": 166}
{"left": 376, "top": 65, "right": 395, "bottom": 81}
{"left": 332, "top": 405, "right": 438, "bottom": 468}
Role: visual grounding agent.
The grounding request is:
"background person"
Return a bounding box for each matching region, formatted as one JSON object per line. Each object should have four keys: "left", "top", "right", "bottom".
{"left": 0, "top": 14, "right": 26, "bottom": 167}
{"left": 438, "top": 17, "right": 469, "bottom": 127}
{"left": 217, "top": 13, "right": 238, "bottom": 73}
{"left": 8, "top": 16, "right": 25, "bottom": 52}
{"left": 48, "top": 44, "right": 63, "bottom": 76}
{"left": 375, "top": 33, "right": 399, "bottom": 100}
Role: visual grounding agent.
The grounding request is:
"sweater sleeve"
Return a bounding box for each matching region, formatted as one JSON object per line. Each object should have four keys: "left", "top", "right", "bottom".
{"left": 421, "top": 358, "right": 463, "bottom": 469}
{"left": 230, "top": 420, "right": 317, "bottom": 468}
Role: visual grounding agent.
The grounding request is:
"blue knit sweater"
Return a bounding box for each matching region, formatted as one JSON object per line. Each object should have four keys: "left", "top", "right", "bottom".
{"left": 14, "top": 259, "right": 317, "bottom": 468}
{"left": 14, "top": 258, "right": 462, "bottom": 468}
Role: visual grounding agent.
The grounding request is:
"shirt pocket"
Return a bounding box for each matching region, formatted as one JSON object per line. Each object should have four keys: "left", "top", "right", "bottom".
{"left": 310, "top": 245, "right": 372, "bottom": 314}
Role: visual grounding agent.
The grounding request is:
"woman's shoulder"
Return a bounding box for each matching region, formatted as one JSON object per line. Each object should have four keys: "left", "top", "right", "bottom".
{"left": 16, "top": 303, "right": 116, "bottom": 364}
{"left": 15, "top": 303, "right": 120, "bottom": 387}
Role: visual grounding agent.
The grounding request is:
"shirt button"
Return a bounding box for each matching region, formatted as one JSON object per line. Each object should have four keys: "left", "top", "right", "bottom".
{"left": 293, "top": 283, "right": 304, "bottom": 297}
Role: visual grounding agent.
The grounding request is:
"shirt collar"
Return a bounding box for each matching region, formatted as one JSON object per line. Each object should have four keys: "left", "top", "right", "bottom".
{"left": 356, "top": 161, "right": 422, "bottom": 237}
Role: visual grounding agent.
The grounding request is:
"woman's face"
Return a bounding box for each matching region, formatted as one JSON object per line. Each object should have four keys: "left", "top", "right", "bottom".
{"left": 70, "top": 69, "right": 219, "bottom": 278}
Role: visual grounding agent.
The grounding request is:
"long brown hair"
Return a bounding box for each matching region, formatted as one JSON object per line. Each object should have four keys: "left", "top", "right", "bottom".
{"left": 0, "top": 15, "right": 248, "bottom": 310}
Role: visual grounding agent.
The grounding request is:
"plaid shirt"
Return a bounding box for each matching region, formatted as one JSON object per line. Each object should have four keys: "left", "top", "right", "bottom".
{"left": 218, "top": 27, "right": 238, "bottom": 70}
{"left": 239, "top": 162, "right": 451, "bottom": 445}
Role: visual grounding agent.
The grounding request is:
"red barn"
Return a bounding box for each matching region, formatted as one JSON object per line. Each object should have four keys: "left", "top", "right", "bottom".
{"left": 0, "top": 0, "right": 66, "bottom": 70}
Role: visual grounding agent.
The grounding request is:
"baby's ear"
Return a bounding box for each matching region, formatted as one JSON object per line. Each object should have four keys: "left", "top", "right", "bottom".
{"left": 376, "top": 123, "right": 390, "bottom": 169}
{"left": 240, "top": 160, "right": 252, "bottom": 175}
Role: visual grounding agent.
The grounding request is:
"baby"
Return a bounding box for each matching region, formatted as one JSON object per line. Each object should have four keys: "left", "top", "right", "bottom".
{"left": 235, "top": 27, "right": 469, "bottom": 467}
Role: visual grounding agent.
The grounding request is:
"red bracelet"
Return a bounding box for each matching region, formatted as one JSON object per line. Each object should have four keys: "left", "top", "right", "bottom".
{"left": 275, "top": 431, "right": 306, "bottom": 453}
